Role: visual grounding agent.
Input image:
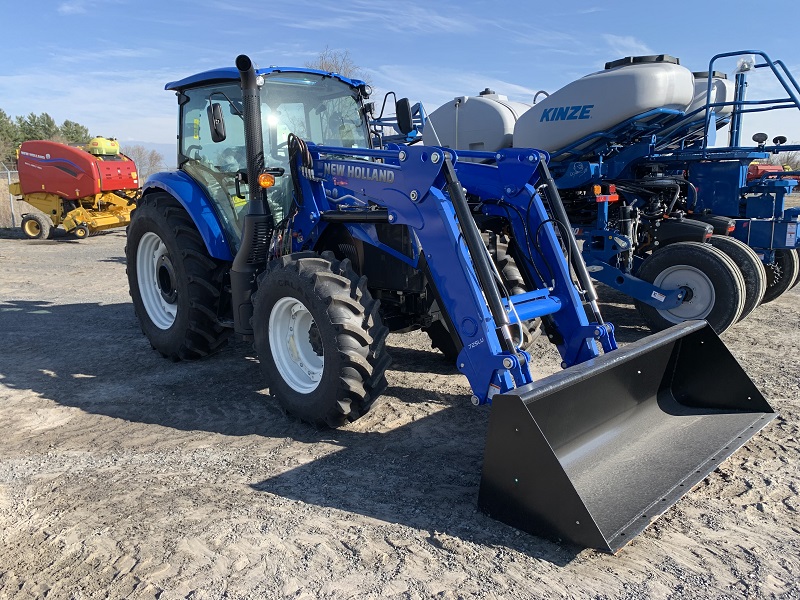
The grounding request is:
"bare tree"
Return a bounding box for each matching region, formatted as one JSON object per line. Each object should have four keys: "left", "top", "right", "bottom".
{"left": 121, "top": 145, "right": 166, "bottom": 182}
{"left": 305, "top": 46, "right": 369, "bottom": 83}
{"left": 768, "top": 145, "right": 800, "bottom": 171}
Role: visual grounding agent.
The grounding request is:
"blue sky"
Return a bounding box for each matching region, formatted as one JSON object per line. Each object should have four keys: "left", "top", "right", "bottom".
{"left": 2, "top": 0, "right": 799, "bottom": 154}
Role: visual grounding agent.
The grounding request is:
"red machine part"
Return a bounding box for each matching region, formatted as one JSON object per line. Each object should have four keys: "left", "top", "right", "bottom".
{"left": 747, "top": 163, "right": 785, "bottom": 181}
{"left": 16, "top": 140, "right": 139, "bottom": 200}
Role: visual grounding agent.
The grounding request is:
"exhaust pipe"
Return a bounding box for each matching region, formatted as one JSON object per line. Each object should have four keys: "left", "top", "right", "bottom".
{"left": 230, "top": 54, "right": 275, "bottom": 338}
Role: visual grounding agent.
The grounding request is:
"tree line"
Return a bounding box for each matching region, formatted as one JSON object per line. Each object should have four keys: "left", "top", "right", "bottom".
{"left": 0, "top": 109, "right": 167, "bottom": 180}
{"left": 0, "top": 109, "right": 93, "bottom": 167}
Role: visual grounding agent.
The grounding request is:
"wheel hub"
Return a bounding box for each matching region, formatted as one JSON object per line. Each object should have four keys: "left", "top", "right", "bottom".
{"left": 654, "top": 265, "right": 714, "bottom": 322}
{"left": 268, "top": 297, "right": 324, "bottom": 393}
{"left": 136, "top": 231, "right": 178, "bottom": 330}
{"left": 24, "top": 219, "right": 40, "bottom": 237}
{"left": 157, "top": 255, "right": 178, "bottom": 304}
{"left": 308, "top": 322, "right": 323, "bottom": 356}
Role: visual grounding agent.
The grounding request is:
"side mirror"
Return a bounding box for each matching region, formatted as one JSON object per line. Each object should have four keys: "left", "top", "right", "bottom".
{"left": 208, "top": 103, "right": 227, "bottom": 143}
{"left": 395, "top": 97, "right": 414, "bottom": 135}
{"left": 752, "top": 132, "right": 768, "bottom": 145}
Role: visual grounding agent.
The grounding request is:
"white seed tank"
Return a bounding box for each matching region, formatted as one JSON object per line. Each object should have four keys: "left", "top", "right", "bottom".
{"left": 655, "top": 70, "right": 735, "bottom": 144}
{"left": 423, "top": 89, "right": 531, "bottom": 153}
{"left": 686, "top": 71, "right": 735, "bottom": 119}
{"left": 513, "top": 55, "right": 695, "bottom": 156}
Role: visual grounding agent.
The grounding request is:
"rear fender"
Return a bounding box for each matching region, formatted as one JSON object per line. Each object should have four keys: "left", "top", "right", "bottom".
{"left": 143, "top": 171, "right": 235, "bottom": 261}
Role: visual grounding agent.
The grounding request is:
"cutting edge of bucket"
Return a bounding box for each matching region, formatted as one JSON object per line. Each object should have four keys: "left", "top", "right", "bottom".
{"left": 603, "top": 410, "right": 777, "bottom": 553}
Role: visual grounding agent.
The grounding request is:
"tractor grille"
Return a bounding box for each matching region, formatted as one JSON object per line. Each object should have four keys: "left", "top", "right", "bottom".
{"left": 247, "top": 222, "right": 272, "bottom": 264}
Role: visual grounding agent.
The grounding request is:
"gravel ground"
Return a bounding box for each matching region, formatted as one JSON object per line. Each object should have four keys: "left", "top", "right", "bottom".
{"left": 0, "top": 227, "right": 798, "bottom": 599}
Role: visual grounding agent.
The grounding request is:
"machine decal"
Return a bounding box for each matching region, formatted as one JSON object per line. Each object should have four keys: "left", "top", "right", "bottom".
{"left": 539, "top": 104, "right": 593, "bottom": 122}
{"left": 323, "top": 162, "right": 395, "bottom": 183}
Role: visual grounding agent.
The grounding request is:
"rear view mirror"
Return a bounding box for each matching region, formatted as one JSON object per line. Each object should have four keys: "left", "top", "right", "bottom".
{"left": 395, "top": 98, "right": 413, "bottom": 135}
{"left": 208, "top": 103, "right": 227, "bottom": 143}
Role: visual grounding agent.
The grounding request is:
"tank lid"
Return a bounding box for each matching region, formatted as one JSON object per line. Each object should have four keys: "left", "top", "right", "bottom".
{"left": 479, "top": 87, "right": 496, "bottom": 96}
{"left": 692, "top": 71, "right": 728, "bottom": 80}
{"left": 605, "top": 54, "right": 680, "bottom": 70}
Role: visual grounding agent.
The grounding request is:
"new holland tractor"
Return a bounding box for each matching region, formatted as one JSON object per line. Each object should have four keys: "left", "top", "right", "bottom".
{"left": 11, "top": 137, "right": 139, "bottom": 239}
{"left": 126, "top": 55, "right": 775, "bottom": 553}
{"left": 423, "top": 50, "right": 800, "bottom": 333}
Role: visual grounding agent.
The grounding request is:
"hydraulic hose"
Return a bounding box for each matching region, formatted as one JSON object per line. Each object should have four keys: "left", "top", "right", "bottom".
{"left": 536, "top": 159, "right": 605, "bottom": 325}
{"left": 442, "top": 156, "right": 517, "bottom": 354}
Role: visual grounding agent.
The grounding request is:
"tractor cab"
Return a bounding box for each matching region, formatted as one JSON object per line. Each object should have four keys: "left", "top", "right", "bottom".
{"left": 169, "top": 67, "right": 373, "bottom": 250}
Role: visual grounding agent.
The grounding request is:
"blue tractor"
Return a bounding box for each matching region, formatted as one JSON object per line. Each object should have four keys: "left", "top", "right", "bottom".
{"left": 423, "top": 51, "right": 799, "bottom": 334}
{"left": 126, "top": 55, "right": 775, "bottom": 553}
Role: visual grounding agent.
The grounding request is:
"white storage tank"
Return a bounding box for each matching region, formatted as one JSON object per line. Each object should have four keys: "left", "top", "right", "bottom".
{"left": 423, "top": 89, "right": 531, "bottom": 153}
{"left": 513, "top": 55, "right": 695, "bottom": 157}
{"left": 686, "top": 70, "right": 735, "bottom": 120}
{"left": 655, "top": 70, "right": 735, "bottom": 144}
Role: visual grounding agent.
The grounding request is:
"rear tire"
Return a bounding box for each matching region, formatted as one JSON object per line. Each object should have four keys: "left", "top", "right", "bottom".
{"left": 425, "top": 232, "right": 540, "bottom": 361}
{"left": 487, "top": 233, "right": 542, "bottom": 347}
{"left": 634, "top": 241, "right": 745, "bottom": 334}
{"left": 423, "top": 319, "right": 459, "bottom": 361}
{"left": 21, "top": 213, "right": 51, "bottom": 240}
{"left": 707, "top": 235, "right": 766, "bottom": 321}
{"left": 761, "top": 248, "right": 800, "bottom": 303}
{"left": 126, "top": 193, "right": 231, "bottom": 360}
{"left": 252, "top": 251, "right": 390, "bottom": 428}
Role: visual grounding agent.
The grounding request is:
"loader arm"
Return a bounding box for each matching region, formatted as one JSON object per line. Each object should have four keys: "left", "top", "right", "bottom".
{"left": 287, "top": 143, "right": 609, "bottom": 402}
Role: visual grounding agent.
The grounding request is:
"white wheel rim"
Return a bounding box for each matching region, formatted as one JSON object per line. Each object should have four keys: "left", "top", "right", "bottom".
{"left": 654, "top": 265, "right": 715, "bottom": 323}
{"left": 268, "top": 297, "right": 324, "bottom": 393}
{"left": 136, "top": 231, "right": 177, "bottom": 330}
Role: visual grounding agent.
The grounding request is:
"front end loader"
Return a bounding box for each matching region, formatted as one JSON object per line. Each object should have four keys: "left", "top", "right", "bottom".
{"left": 126, "top": 55, "right": 776, "bottom": 553}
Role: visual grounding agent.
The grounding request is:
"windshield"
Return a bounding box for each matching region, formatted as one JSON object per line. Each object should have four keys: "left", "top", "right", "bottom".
{"left": 262, "top": 72, "right": 369, "bottom": 158}
{"left": 178, "top": 72, "right": 369, "bottom": 248}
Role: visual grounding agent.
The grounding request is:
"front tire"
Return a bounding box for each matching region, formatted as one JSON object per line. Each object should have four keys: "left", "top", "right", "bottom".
{"left": 634, "top": 241, "right": 745, "bottom": 334}
{"left": 126, "top": 193, "right": 231, "bottom": 360}
{"left": 252, "top": 251, "right": 391, "bottom": 428}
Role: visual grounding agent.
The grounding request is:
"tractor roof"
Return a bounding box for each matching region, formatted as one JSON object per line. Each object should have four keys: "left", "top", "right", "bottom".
{"left": 165, "top": 66, "right": 365, "bottom": 91}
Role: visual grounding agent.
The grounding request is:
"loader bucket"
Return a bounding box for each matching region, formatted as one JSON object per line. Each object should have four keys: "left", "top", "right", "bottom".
{"left": 478, "top": 320, "right": 776, "bottom": 553}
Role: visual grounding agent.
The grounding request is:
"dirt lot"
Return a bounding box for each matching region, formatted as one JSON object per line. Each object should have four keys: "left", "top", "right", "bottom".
{"left": 0, "top": 227, "right": 798, "bottom": 599}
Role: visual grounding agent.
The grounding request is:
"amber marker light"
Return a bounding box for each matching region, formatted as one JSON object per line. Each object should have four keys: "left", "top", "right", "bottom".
{"left": 258, "top": 172, "right": 276, "bottom": 188}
